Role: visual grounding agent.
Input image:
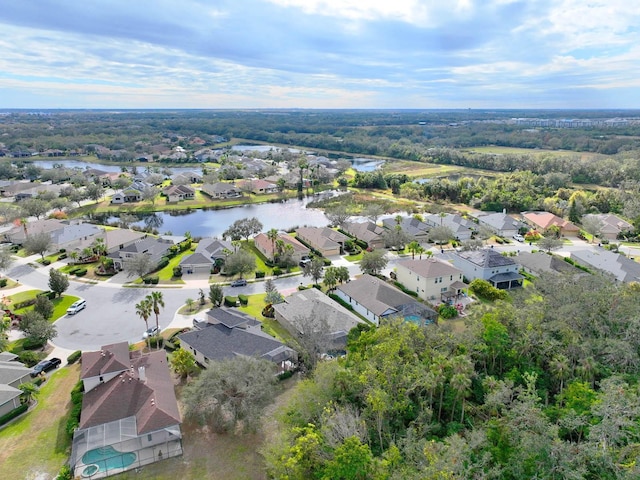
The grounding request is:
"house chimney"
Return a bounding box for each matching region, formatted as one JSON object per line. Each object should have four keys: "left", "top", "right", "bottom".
{"left": 138, "top": 366, "right": 146, "bottom": 382}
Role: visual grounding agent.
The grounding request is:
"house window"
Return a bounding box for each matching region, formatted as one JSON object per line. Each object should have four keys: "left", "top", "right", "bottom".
{"left": 147, "top": 434, "right": 152, "bottom": 442}
{"left": 441, "top": 287, "right": 448, "bottom": 293}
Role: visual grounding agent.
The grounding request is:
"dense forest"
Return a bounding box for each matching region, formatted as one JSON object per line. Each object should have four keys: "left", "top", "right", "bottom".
{"left": 264, "top": 273, "right": 640, "bottom": 479}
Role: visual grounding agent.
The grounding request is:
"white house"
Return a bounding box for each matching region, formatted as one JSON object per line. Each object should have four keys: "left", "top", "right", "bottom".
{"left": 395, "top": 257, "right": 467, "bottom": 302}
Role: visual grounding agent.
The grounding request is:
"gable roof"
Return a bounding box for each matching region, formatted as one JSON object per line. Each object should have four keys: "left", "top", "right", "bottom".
{"left": 81, "top": 342, "right": 131, "bottom": 379}
{"left": 50, "top": 223, "right": 102, "bottom": 245}
{"left": 79, "top": 348, "right": 181, "bottom": 435}
{"left": 179, "top": 252, "right": 213, "bottom": 267}
{"left": 381, "top": 216, "right": 430, "bottom": 237}
{"left": 337, "top": 274, "right": 419, "bottom": 316}
{"left": 254, "top": 232, "right": 310, "bottom": 257}
{"left": 516, "top": 251, "right": 585, "bottom": 276}
{"left": 344, "top": 221, "right": 385, "bottom": 243}
{"left": 296, "top": 227, "right": 348, "bottom": 250}
{"left": 476, "top": 212, "right": 526, "bottom": 232}
{"left": 118, "top": 237, "right": 171, "bottom": 256}
{"left": 0, "top": 362, "right": 32, "bottom": 385}
{"left": 454, "top": 249, "right": 518, "bottom": 268}
{"left": 203, "top": 308, "right": 257, "bottom": 328}
{"left": 195, "top": 237, "right": 233, "bottom": 258}
{"left": 522, "top": 211, "right": 579, "bottom": 231}
{"left": 397, "top": 257, "right": 462, "bottom": 278}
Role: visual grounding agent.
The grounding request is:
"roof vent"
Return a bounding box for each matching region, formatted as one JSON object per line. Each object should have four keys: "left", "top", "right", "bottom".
{"left": 138, "top": 366, "right": 146, "bottom": 382}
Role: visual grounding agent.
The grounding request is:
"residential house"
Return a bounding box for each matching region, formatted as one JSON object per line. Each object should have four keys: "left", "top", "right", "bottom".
{"left": 3, "top": 218, "right": 66, "bottom": 245}
{"left": 517, "top": 251, "right": 586, "bottom": 277}
{"left": 395, "top": 257, "right": 467, "bottom": 303}
{"left": 162, "top": 185, "right": 195, "bottom": 202}
{"left": 570, "top": 249, "right": 640, "bottom": 283}
{"left": 343, "top": 221, "right": 386, "bottom": 249}
{"left": 70, "top": 343, "right": 182, "bottom": 479}
{"left": 179, "top": 237, "right": 233, "bottom": 275}
{"left": 475, "top": 211, "right": 527, "bottom": 238}
{"left": 0, "top": 181, "right": 35, "bottom": 198}
{"left": 200, "top": 182, "right": 242, "bottom": 199}
{"left": 111, "top": 184, "right": 144, "bottom": 204}
{"left": 273, "top": 288, "right": 364, "bottom": 350}
{"left": 448, "top": 249, "right": 523, "bottom": 289}
{"left": 295, "top": 227, "right": 349, "bottom": 257}
{"left": 171, "top": 171, "right": 202, "bottom": 185}
{"left": 335, "top": 274, "right": 437, "bottom": 326}
{"left": 583, "top": 213, "right": 633, "bottom": 240}
{"left": 381, "top": 216, "right": 431, "bottom": 243}
{"left": 423, "top": 213, "right": 475, "bottom": 241}
{"left": 72, "top": 228, "right": 147, "bottom": 256}
{"left": 180, "top": 308, "right": 296, "bottom": 372}
{"left": 521, "top": 211, "right": 580, "bottom": 236}
{"left": 0, "top": 352, "right": 33, "bottom": 417}
{"left": 108, "top": 237, "right": 172, "bottom": 271}
{"left": 236, "top": 179, "right": 278, "bottom": 194}
{"left": 254, "top": 232, "right": 310, "bottom": 263}
{"left": 49, "top": 222, "right": 104, "bottom": 252}
{"left": 13, "top": 182, "right": 67, "bottom": 202}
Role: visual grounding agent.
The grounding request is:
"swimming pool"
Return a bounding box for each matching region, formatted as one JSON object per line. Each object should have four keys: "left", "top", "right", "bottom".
{"left": 82, "top": 446, "right": 136, "bottom": 477}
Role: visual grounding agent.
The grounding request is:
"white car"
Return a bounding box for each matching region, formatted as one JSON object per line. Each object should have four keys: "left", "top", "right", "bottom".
{"left": 66, "top": 299, "right": 86, "bottom": 315}
{"left": 513, "top": 234, "right": 525, "bottom": 242}
{"left": 143, "top": 326, "right": 160, "bottom": 338}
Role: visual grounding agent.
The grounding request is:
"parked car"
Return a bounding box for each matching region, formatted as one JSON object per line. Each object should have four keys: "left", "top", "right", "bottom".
{"left": 230, "top": 279, "right": 247, "bottom": 287}
{"left": 143, "top": 326, "right": 160, "bottom": 338}
{"left": 31, "top": 357, "right": 62, "bottom": 377}
{"left": 299, "top": 258, "right": 312, "bottom": 268}
{"left": 513, "top": 234, "right": 525, "bottom": 242}
{"left": 66, "top": 299, "right": 86, "bottom": 315}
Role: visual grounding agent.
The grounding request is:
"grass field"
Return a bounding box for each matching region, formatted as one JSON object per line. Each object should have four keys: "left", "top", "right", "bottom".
{"left": 0, "top": 364, "right": 79, "bottom": 479}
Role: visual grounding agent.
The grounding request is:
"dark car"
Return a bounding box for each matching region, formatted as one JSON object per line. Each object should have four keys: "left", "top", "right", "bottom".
{"left": 230, "top": 279, "right": 247, "bottom": 287}
{"left": 31, "top": 357, "right": 62, "bottom": 377}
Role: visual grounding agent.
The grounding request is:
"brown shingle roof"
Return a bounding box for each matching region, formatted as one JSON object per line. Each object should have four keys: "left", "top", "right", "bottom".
{"left": 81, "top": 342, "right": 131, "bottom": 379}
{"left": 79, "top": 348, "right": 181, "bottom": 434}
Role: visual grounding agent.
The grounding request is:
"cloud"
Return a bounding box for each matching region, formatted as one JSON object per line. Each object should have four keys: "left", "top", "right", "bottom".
{"left": 0, "top": 0, "right": 639, "bottom": 108}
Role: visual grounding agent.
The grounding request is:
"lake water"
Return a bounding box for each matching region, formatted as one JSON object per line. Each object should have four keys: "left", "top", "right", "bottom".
{"left": 31, "top": 160, "right": 198, "bottom": 174}
{"left": 107, "top": 194, "right": 336, "bottom": 238}
{"left": 350, "top": 158, "right": 384, "bottom": 172}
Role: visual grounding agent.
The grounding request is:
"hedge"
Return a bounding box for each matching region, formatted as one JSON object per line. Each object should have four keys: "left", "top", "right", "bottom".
{"left": 278, "top": 370, "right": 294, "bottom": 381}
{"left": 67, "top": 350, "right": 82, "bottom": 364}
{"left": 328, "top": 293, "right": 354, "bottom": 311}
{"left": 0, "top": 404, "right": 29, "bottom": 427}
{"left": 66, "top": 380, "right": 84, "bottom": 438}
{"left": 469, "top": 278, "right": 508, "bottom": 301}
{"left": 238, "top": 294, "right": 249, "bottom": 306}
{"left": 0, "top": 278, "right": 7, "bottom": 287}
{"left": 157, "top": 258, "right": 170, "bottom": 270}
{"left": 322, "top": 257, "right": 332, "bottom": 266}
{"left": 74, "top": 268, "right": 88, "bottom": 277}
{"left": 255, "top": 270, "right": 266, "bottom": 279}
{"left": 13, "top": 298, "right": 37, "bottom": 309}
{"left": 273, "top": 267, "right": 282, "bottom": 276}
{"left": 42, "top": 259, "right": 51, "bottom": 266}
{"left": 58, "top": 253, "right": 68, "bottom": 260}
{"left": 18, "top": 350, "right": 45, "bottom": 366}
{"left": 224, "top": 296, "right": 239, "bottom": 307}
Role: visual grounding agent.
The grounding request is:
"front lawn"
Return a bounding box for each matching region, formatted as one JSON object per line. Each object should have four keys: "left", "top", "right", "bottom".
{"left": 0, "top": 364, "right": 80, "bottom": 479}
{"left": 9, "top": 291, "right": 80, "bottom": 322}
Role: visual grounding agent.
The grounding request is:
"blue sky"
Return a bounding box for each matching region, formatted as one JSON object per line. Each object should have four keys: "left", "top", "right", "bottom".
{"left": 1, "top": 0, "right": 639, "bottom": 109}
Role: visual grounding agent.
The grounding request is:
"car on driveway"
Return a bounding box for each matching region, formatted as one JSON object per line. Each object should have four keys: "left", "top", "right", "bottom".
{"left": 513, "top": 234, "right": 525, "bottom": 242}
{"left": 143, "top": 326, "right": 160, "bottom": 338}
{"left": 66, "top": 299, "right": 86, "bottom": 315}
{"left": 230, "top": 279, "right": 247, "bottom": 287}
{"left": 31, "top": 357, "right": 62, "bottom": 377}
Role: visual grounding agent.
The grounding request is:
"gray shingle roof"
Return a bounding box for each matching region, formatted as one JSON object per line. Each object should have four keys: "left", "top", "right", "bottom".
{"left": 456, "top": 249, "right": 517, "bottom": 268}
{"left": 179, "top": 323, "right": 294, "bottom": 363}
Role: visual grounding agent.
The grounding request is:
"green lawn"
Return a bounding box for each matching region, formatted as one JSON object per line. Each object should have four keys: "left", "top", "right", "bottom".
{"left": 0, "top": 364, "right": 79, "bottom": 479}
{"left": 238, "top": 293, "right": 295, "bottom": 343}
{"left": 7, "top": 290, "right": 80, "bottom": 322}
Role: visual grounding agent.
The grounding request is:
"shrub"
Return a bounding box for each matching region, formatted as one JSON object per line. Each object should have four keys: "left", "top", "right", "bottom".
{"left": 238, "top": 294, "right": 249, "bottom": 306}
{"left": 14, "top": 298, "right": 37, "bottom": 309}
{"left": 469, "top": 278, "right": 508, "bottom": 301}
{"left": 59, "top": 248, "right": 66, "bottom": 253}
{"left": 21, "top": 338, "right": 46, "bottom": 351}
{"left": 56, "top": 465, "right": 73, "bottom": 480}
{"left": 255, "top": 270, "right": 265, "bottom": 279}
{"left": 273, "top": 266, "right": 282, "bottom": 276}
{"left": 33, "top": 376, "right": 46, "bottom": 386}
{"left": 0, "top": 404, "right": 28, "bottom": 427}
{"left": 58, "top": 253, "right": 67, "bottom": 260}
{"left": 150, "top": 276, "right": 159, "bottom": 284}
{"left": 262, "top": 303, "right": 275, "bottom": 318}
{"left": 438, "top": 304, "right": 459, "bottom": 319}
{"left": 74, "top": 268, "right": 87, "bottom": 277}
{"left": 42, "top": 259, "right": 51, "bottom": 266}
{"left": 0, "top": 278, "right": 7, "bottom": 288}
{"left": 172, "top": 267, "right": 182, "bottom": 277}
{"left": 18, "top": 350, "right": 45, "bottom": 367}
{"left": 143, "top": 277, "right": 153, "bottom": 284}
{"left": 224, "top": 296, "right": 239, "bottom": 307}
{"left": 163, "top": 340, "right": 176, "bottom": 352}
{"left": 67, "top": 350, "right": 82, "bottom": 364}
{"left": 157, "top": 258, "right": 170, "bottom": 270}
{"left": 278, "top": 370, "right": 294, "bottom": 381}
{"left": 322, "top": 257, "right": 332, "bottom": 266}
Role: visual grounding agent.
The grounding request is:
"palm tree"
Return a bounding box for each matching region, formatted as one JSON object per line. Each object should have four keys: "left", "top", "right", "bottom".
{"left": 450, "top": 372, "right": 472, "bottom": 423}
{"left": 407, "top": 241, "right": 421, "bottom": 260}
{"left": 266, "top": 228, "right": 279, "bottom": 262}
{"left": 135, "top": 298, "right": 153, "bottom": 350}
{"left": 19, "top": 383, "right": 39, "bottom": 405}
{"left": 148, "top": 291, "right": 165, "bottom": 350}
{"left": 550, "top": 354, "right": 570, "bottom": 398}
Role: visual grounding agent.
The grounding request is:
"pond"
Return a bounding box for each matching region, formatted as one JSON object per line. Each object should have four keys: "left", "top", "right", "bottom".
{"left": 31, "top": 160, "right": 198, "bottom": 174}
{"left": 350, "top": 158, "right": 384, "bottom": 172}
{"left": 104, "top": 193, "right": 338, "bottom": 238}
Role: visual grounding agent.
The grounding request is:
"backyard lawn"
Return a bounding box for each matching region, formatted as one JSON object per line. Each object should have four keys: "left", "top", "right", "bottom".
{"left": 0, "top": 364, "right": 79, "bottom": 479}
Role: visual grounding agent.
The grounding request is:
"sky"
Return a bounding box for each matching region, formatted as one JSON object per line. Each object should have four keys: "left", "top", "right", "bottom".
{"left": 1, "top": 0, "right": 640, "bottom": 109}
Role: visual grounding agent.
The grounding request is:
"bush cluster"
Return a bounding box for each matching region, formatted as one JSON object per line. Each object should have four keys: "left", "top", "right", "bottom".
{"left": 67, "top": 350, "right": 82, "bottom": 364}
{"left": 224, "top": 296, "right": 239, "bottom": 307}
{"left": 66, "top": 381, "right": 84, "bottom": 438}
{"left": 0, "top": 404, "right": 28, "bottom": 427}
{"left": 143, "top": 276, "right": 159, "bottom": 284}
{"left": 469, "top": 278, "right": 508, "bottom": 301}
{"left": 238, "top": 294, "right": 249, "bottom": 306}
